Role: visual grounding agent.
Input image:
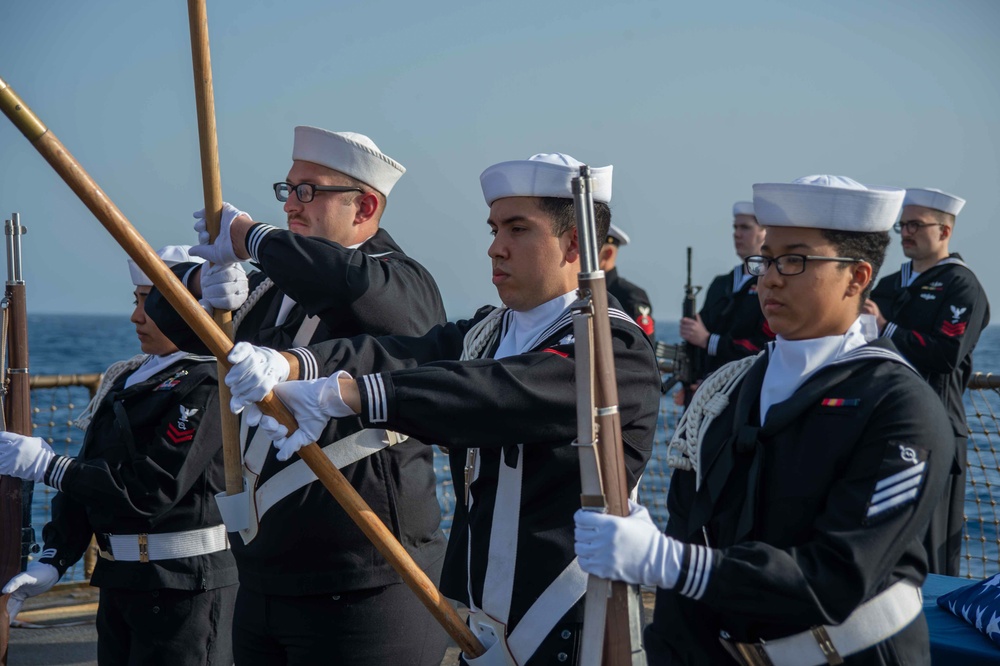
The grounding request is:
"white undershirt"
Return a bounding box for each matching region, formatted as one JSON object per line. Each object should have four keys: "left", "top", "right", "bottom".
{"left": 124, "top": 351, "right": 188, "bottom": 388}
{"left": 759, "top": 315, "right": 878, "bottom": 424}
{"left": 493, "top": 291, "right": 577, "bottom": 360}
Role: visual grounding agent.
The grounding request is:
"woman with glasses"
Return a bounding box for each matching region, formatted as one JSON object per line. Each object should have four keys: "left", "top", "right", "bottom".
{"left": 575, "top": 175, "right": 955, "bottom": 665}
{"left": 867, "top": 188, "right": 990, "bottom": 577}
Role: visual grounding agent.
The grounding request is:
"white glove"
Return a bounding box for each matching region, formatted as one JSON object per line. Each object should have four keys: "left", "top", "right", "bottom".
{"left": 225, "top": 342, "right": 289, "bottom": 414}
{"left": 258, "top": 373, "right": 355, "bottom": 461}
{"left": 574, "top": 500, "right": 683, "bottom": 589}
{"left": 3, "top": 561, "right": 60, "bottom": 621}
{"left": 190, "top": 202, "right": 250, "bottom": 265}
{"left": 0, "top": 432, "right": 55, "bottom": 484}
{"left": 201, "top": 262, "right": 249, "bottom": 311}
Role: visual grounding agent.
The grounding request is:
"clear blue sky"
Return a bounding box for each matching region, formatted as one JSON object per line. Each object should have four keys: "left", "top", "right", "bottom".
{"left": 1, "top": 0, "right": 997, "bottom": 320}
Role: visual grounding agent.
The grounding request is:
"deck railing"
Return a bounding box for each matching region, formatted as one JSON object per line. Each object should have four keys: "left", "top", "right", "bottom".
{"left": 22, "top": 370, "right": 1000, "bottom": 583}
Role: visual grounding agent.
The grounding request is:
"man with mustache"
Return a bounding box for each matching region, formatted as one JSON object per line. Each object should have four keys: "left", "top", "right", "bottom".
{"left": 222, "top": 152, "right": 661, "bottom": 665}
{"left": 146, "top": 127, "right": 449, "bottom": 665}
{"left": 866, "top": 188, "right": 990, "bottom": 576}
{"left": 575, "top": 176, "right": 955, "bottom": 665}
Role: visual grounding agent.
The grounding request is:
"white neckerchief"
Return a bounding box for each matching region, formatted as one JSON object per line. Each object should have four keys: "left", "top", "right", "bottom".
{"left": 124, "top": 351, "right": 188, "bottom": 388}
{"left": 274, "top": 236, "right": 371, "bottom": 326}
{"left": 493, "top": 291, "right": 576, "bottom": 360}
{"left": 732, "top": 265, "right": 753, "bottom": 293}
{"left": 759, "top": 315, "right": 877, "bottom": 424}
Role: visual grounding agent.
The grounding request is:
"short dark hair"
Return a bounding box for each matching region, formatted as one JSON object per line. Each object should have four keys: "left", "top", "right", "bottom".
{"left": 820, "top": 229, "right": 890, "bottom": 305}
{"left": 537, "top": 197, "right": 611, "bottom": 243}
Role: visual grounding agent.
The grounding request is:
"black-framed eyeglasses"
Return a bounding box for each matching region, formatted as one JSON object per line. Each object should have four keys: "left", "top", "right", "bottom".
{"left": 273, "top": 181, "right": 363, "bottom": 203}
{"left": 893, "top": 220, "right": 944, "bottom": 234}
{"left": 744, "top": 254, "right": 863, "bottom": 277}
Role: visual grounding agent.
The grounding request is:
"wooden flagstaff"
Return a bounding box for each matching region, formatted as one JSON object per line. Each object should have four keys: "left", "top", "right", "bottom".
{"left": 186, "top": 0, "right": 243, "bottom": 496}
{"left": 0, "top": 215, "right": 32, "bottom": 666}
{"left": 0, "top": 76, "right": 485, "bottom": 658}
{"left": 572, "top": 167, "right": 646, "bottom": 665}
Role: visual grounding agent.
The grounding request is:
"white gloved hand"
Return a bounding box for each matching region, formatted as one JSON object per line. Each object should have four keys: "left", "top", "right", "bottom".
{"left": 3, "top": 561, "right": 60, "bottom": 621}
{"left": 574, "top": 500, "right": 684, "bottom": 589}
{"left": 264, "top": 373, "right": 356, "bottom": 461}
{"left": 201, "top": 262, "right": 249, "bottom": 311}
{"left": 225, "top": 342, "right": 289, "bottom": 414}
{"left": 0, "top": 432, "right": 55, "bottom": 484}
{"left": 190, "top": 202, "right": 250, "bottom": 265}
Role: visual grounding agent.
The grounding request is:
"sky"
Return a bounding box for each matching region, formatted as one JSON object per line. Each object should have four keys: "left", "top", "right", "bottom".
{"left": 1, "top": 0, "right": 997, "bottom": 321}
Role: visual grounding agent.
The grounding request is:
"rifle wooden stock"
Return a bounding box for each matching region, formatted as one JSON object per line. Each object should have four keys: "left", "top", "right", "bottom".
{"left": 572, "top": 167, "right": 644, "bottom": 666}
{"left": 0, "top": 76, "right": 484, "bottom": 658}
{"left": 0, "top": 217, "right": 32, "bottom": 665}
{"left": 187, "top": 0, "right": 243, "bottom": 496}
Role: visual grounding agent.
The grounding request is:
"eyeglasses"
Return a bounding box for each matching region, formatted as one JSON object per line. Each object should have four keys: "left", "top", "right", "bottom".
{"left": 744, "top": 254, "right": 863, "bottom": 277}
{"left": 273, "top": 181, "right": 363, "bottom": 203}
{"left": 893, "top": 220, "right": 943, "bottom": 234}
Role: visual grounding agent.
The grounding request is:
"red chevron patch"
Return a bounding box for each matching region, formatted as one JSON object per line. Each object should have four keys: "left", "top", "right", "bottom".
{"left": 940, "top": 321, "right": 967, "bottom": 338}
{"left": 166, "top": 422, "right": 195, "bottom": 444}
{"left": 543, "top": 347, "right": 569, "bottom": 358}
{"left": 733, "top": 338, "right": 760, "bottom": 352}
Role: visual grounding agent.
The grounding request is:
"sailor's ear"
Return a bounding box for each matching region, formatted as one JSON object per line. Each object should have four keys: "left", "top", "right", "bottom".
{"left": 563, "top": 227, "right": 580, "bottom": 263}
{"left": 844, "top": 261, "right": 873, "bottom": 298}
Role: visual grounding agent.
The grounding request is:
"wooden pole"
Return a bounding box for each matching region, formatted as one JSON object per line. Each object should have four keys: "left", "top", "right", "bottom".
{"left": 186, "top": 0, "right": 243, "bottom": 496}
{"left": 0, "top": 76, "right": 484, "bottom": 658}
{"left": 0, "top": 215, "right": 32, "bottom": 665}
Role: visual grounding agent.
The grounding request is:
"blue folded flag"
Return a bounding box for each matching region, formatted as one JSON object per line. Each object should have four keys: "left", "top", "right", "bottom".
{"left": 938, "top": 573, "right": 1000, "bottom": 646}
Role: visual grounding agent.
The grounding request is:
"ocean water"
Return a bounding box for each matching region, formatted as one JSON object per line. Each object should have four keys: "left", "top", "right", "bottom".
{"left": 18, "top": 314, "right": 1000, "bottom": 580}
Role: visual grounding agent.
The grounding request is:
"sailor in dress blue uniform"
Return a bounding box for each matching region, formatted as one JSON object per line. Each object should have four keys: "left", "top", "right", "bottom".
{"left": 1, "top": 246, "right": 238, "bottom": 666}
{"left": 866, "top": 187, "right": 990, "bottom": 576}
{"left": 575, "top": 176, "right": 956, "bottom": 666}
{"left": 144, "top": 127, "right": 450, "bottom": 665}
{"left": 221, "top": 153, "right": 662, "bottom": 665}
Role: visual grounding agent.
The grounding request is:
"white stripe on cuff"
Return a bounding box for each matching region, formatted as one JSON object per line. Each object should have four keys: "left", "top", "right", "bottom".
{"left": 246, "top": 224, "right": 280, "bottom": 263}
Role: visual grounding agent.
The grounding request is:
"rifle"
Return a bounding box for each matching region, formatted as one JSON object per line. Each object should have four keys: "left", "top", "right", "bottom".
{"left": 659, "top": 248, "right": 701, "bottom": 402}
{"left": 0, "top": 214, "right": 33, "bottom": 665}
{"left": 570, "top": 166, "right": 646, "bottom": 666}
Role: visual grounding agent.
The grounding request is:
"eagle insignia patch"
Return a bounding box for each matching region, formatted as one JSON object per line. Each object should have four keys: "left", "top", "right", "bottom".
{"left": 166, "top": 405, "right": 198, "bottom": 444}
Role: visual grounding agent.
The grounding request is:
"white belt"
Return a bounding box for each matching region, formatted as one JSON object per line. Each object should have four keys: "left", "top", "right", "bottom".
{"left": 99, "top": 524, "right": 230, "bottom": 563}
{"left": 721, "top": 580, "right": 923, "bottom": 666}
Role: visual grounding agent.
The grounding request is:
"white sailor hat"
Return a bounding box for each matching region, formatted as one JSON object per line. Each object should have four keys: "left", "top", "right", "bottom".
{"left": 606, "top": 223, "right": 630, "bottom": 246}
{"left": 903, "top": 188, "right": 965, "bottom": 216}
{"left": 129, "top": 245, "right": 204, "bottom": 287}
{"left": 292, "top": 126, "right": 405, "bottom": 196}
{"left": 752, "top": 175, "right": 904, "bottom": 233}
{"left": 732, "top": 201, "right": 755, "bottom": 218}
{"left": 479, "top": 153, "right": 613, "bottom": 206}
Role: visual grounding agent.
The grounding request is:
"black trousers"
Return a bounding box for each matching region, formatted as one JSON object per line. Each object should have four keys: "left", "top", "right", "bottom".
{"left": 923, "top": 435, "right": 967, "bottom": 576}
{"left": 96, "top": 584, "right": 237, "bottom": 666}
{"left": 233, "top": 582, "right": 450, "bottom": 666}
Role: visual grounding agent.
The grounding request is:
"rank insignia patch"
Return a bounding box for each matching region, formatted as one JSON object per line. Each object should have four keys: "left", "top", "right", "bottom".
{"left": 940, "top": 321, "right": 967, "bottom": 337}
{"left": 820, "top": 398, "right": 861, "bottom": 407}
{"left": 166, "top": 422, "right": 195, "bottom": 444}
{"left": 154, "top": 370, "right": 189, "bottom": 391}
{"left": 864, "top": 442, "right": 928, "bottom": 524}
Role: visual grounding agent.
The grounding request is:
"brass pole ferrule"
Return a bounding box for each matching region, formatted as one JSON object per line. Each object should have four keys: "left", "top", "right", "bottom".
{"left": 0, "top": 76, "right": 48, "bottom": 141}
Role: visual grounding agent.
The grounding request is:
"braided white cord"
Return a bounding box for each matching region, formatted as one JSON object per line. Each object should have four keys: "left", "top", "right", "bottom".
{"left": 232, "top": 277, "right": 275, "bottom": 333}
{"left": 459, "top": 306, "right": 507, "bottom": 361}
{"left": 72, "top": 354, "right": 149, "bottom": 430}
{"left": 665, "top": 355, "right": 758, "bottom": 481}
